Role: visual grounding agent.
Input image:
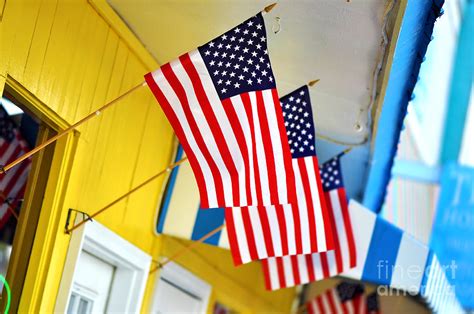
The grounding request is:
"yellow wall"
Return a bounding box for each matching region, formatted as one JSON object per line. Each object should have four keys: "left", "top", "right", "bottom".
{"left": 0, "top": 0, "right": 295, "bottom": 312}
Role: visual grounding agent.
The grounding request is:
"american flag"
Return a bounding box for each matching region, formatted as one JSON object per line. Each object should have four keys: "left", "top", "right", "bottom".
{"left": 225, "top": 86, "right": 334, "bottom": 265}
{"left": 145, "top": 13, "right": 296, "bottom": 209}
{"left": 307, "top": 282, "right": 365, "bottom": 314}
{"left": 0, "top": 106, "right": 31, "bottom": 228}
{"left": 261, "top": 154, "right": 356, "bottom": 290}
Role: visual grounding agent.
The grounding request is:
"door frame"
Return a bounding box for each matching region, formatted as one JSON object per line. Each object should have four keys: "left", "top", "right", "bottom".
{"left": 55, "top": 218, "right": 151, "bottom": 313}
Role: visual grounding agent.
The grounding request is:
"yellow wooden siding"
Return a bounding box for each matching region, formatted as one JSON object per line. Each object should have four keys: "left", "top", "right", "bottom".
{"left": 0, "top": 0, "right": 295, "bottom": 313}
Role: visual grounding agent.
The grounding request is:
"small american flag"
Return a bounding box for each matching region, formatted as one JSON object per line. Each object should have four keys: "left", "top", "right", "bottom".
{"left": 0, "top": 106, "right": 31, "bottom": 228}
{"left": 225, "top": 86, "right": 334, "bottom": 265}
{"left": 307, "top": 282, "right": 365, "bottom": 314}
{"left": 145, "top": 13, "right": 296, "bottom": 209}
{"left": 261, "top": 155, "right": 356, "bottom": 290}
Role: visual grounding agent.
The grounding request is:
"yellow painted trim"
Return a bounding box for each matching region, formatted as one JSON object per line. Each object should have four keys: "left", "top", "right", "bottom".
{"left": 19, "top": 131, "right": 78, "bottom": 313}
{"left": 88, "top": 0, "right": 159, "bottom": 71}
{"left": 5, "top": 75, "right": 70, "bottom": 131}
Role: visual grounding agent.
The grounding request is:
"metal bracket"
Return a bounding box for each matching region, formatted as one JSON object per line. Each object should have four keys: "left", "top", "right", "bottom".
{"left": 65, "top": 208, "right": 93, "bottom": 234}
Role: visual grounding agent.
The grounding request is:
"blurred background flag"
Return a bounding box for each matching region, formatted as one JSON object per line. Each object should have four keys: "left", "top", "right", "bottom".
{"left": 0, "top": 106, "right": 31, "bottom": 229}
{"left": 145, "top": 13, "right": 296, "bottom": 209}
{"left": 306, "top": 281, "right": 365, "bottom": 314}
{"left": 261, "top": 154, "right": 355, "bottom": 290}
{"left": 225, "top": 85, "right": 335, "bottom": 266}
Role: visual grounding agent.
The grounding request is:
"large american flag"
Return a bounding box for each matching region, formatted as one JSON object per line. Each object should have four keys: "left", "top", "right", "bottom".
{"left": 0, "top": 106, "right": 31, "bottom": 228}
{"left": 145, "top": 13, "right": 296, "bottom": 209}
{"left": 261, "top": 155, "right": 356, "bottom": 290}
{"left": 307, "top": 282, "right": 366, "bottom": 314}
{"left": 224, "top": 86, "right": 334, "bottom": 265}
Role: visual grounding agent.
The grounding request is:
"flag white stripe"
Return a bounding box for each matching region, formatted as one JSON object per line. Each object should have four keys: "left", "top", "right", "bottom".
{"left": 171, "top": 58, "right": 233, "bottom": 206}
{"left": 331, "top": 289, "right": 344, "bottom": 314}
{"left": 326, "top": 251, "right": 338, "bottom": 276}
{"left": 312, "top": 253, "right": 324, "bottom": 280}
{"left": 345, "top": 300, "right": 355, "bottom": 314}
{"left": 265, "top": 205, "right": 283, "bottom": 257}
{"left": 283, "top": 203, "right": 297, "bottom": 255}
{"left": 262, "top": 90, "right": 288, "bottom": 204}
{"left": 330, "top": 189, "right": 350, "bottom": 271}
{"left": 249, "top": 92, "right": 271, "bottom": 204}
{"left": 292, "top": 160, "right": 311, "bottom": 253}
{"left": 267, "top": 259, "right": 279, "bottom": 290}
{"left": 310, "top": 300, "right": 319, "bottom": 314}
{"left": 190, "top": 51, "right": 248, "bottom": 206}
{"left": 305, "top": 156, "right": 327, "bottom": 251}
{"left": 248, "top": 206, "right": 268, "bottom": 258}
{"left": 231, "top": 210, "right": 251, "bottom": 264}
{"left": 152, "top": 69, "right": 218, "bottom": 207}
{"left": 231, "top": 96, "right": 257, "bottom": 204}
{"left": 297, "top": 254, "right": 309, "bottom": 283}
{"left": 282, "top": 255, "right": 294, "bottom": 287}
{"left": 320, "top": 294, "right": 331, "bottom": 313}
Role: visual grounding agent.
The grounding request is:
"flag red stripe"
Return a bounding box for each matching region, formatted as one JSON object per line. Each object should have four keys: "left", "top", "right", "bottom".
{"left": 339, "top": 188, "right": 356, "bottom": 267}
{"left": 291, "top": 255, "right": 301, "bottom": 285}
{"left": 241, "top": 93, "right": 263, "bottom": 205}
{"left": 276, "top": 257, "right": 285, "bottom": 288}
{"left": 240, "top": 207, "right": 259, "bottom": 261}
{"left": 261, "top": 259, "right": 273, "bottom": 290}
{"left": 160, "top": 63, "right": 226, "bottom": 206}
{"left": 319, "top": 252, "right": 330, "bottom": 278}
{"left": 144, "top": 72, "right": 210, "bottom": 207}
{"left": 275, "top": 205, "right": 289, "bottom": 256}
{"left": 325, "top": 191, "right": 343, "bottom": 273}
{"left": 326, "top": 290, "right": 338, "bottom": 313}
{"left": 257, "top": 205, "right": 275, "bottom": 257}
{"left": 305, "top": 254, "right": 316, "bottom": 282}
{"left": 224, "top": 208, "right": 243, "bottom": 265}
{"left": 298, "top": 159, "right": 319, "bottom": 252}
{"left": 313, "top": 156, "right": 335, "bottom": 250}
{"left": 180, "top": 54, "right": 241, "bottom": 206}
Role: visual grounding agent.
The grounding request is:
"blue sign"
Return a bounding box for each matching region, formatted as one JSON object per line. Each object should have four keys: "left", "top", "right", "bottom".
{"left": 430, "top": 163, "right": 474, "bottom": 309}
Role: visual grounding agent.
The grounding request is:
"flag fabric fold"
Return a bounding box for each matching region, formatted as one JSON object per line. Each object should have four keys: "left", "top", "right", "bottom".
{"left": 225, "top": 85, "right": 335, "bottom": 265}
{"left": 261, "top": 155, "right": 355, "bottom": 290}
{"left": 145, "top": 13, "right": 296, "bottom": 209}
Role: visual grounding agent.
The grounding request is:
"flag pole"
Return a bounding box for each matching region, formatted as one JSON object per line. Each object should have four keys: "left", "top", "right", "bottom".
{"left": 1, "top": 81, "right": 146, "bottom": 174}
{"left": 64, "top": 156, "right": 188, "bottom": 234}
{"left": 150, "top": 224, "right": 225, "bottom": 274}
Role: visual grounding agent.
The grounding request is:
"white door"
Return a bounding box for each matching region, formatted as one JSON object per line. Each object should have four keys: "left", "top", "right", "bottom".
{"left": 67, "top": 251, "right": 115, "bottom": 314}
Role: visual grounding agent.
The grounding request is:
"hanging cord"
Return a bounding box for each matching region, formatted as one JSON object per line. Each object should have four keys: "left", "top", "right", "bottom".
{"left": 0, "top": 82, "right": 146, "bottom": 175}
{"left": 149, "top": 224, "right": 225, "bottom": 273}
{"left": 64, "top": 156, "right": 188, "bottom": 234}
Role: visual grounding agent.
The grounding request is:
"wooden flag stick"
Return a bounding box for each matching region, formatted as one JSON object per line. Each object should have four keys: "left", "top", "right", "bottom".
{"left": 263, "top": 3, "right": 278, "bottom": 14}
{"left": 150, "top": 223, "right": 225, "bottom": 273}
{"left": 308, "top": 79, "right": 320, "bottom": 87}
{"left": 65, "top": 156, "right": 188, "bottom": 234}
{"left": 1, "top": 82, "right": 146, "bottom": 174}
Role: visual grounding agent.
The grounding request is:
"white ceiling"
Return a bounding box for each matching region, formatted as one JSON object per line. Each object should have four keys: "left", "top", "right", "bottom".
{"left": 109, "top": 0, "right": 387, "bottom": 144}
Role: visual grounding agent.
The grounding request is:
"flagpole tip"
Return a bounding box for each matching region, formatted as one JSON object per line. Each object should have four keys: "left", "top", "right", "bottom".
{"left": 343, "top": 147, "right": 353, "bottom": 155}
{"left": 263, "top": 3, "right": 278, "bottom": 13}
{"left": 308, "top": 79, "right": 320, "bottom": 87}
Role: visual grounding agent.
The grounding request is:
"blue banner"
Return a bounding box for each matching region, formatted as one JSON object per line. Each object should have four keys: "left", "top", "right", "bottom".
{"left": 430, "top": 163, "right": 474, "bottom": 309}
